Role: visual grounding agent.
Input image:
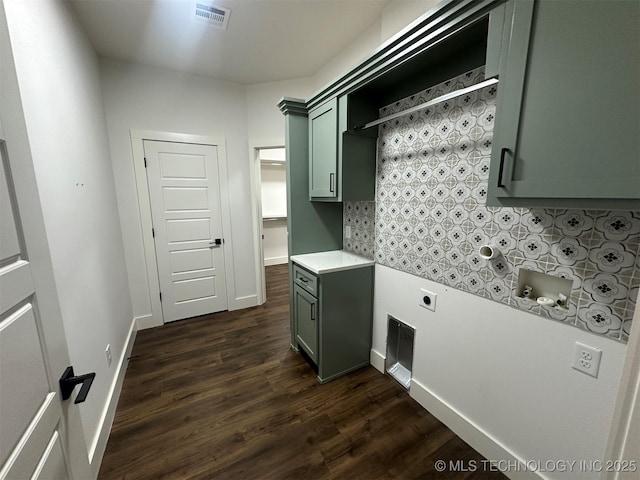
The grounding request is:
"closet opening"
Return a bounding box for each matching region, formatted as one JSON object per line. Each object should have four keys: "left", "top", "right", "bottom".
{"left": 253, "top": 146, "right": 288, "bottom": 303}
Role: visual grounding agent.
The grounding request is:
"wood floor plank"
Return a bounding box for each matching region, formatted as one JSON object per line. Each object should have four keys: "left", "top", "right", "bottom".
{"left": 98, "top": 264, "right": 506, "bottom": 479}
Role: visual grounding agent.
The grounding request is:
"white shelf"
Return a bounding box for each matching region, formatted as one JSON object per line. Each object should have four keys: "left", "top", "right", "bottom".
{"left": 355, "top": 78, "right": 499, "bottom": 131}
{"left": 258, "top": 147, "right": 285, "bottom": 162}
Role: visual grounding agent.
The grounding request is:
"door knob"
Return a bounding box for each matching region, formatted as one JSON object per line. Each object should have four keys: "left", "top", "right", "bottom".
{"left": 59, "top": 366, "right": 95, "bottom": 404}
{"left": 209, "top": 238, "right": 223, "bottom": 247}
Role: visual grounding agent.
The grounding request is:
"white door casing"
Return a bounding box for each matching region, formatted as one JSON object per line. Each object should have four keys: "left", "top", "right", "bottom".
{"left": 0, "top": 137, "right": 90, "bottom": 478}
{"left": 249, "top": 145, "right": 287, "bottom": 305}
{"left": 252, "top": 147, "right": 266, "bottom": 305}
{"left": 144, "top": 140, "right": 228, "bottom": 322}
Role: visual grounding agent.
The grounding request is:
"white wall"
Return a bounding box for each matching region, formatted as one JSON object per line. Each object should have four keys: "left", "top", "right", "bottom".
{"left": 310, "top": 1, "right": 440, "bottom": 93}
{"left": 260, "top": 165, "right": 287, "bottom": 218}
{"left": 100, "top": 58, "right": 257, "bottom": 319}
{"left": 246, "top": 77, "right": 313, "bottom": 147}
{"left": 379, "top": 0, "right": 442, "bottom": 43}
{"left": 2, "top": 0, "right": 133, "bottom": 466}
{"left": 262, "top": 220, "right": 288, "bottom": 266}
{"left": 373, "top": 264, "right": 626, "bottom": 480}
{"left": 312, "top": 20, "right": 382, "bottom": 93}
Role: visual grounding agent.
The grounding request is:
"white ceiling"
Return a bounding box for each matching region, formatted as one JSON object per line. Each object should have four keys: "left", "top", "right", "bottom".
{"left": 67, "top": 0, "right": 390, "bottom": 85}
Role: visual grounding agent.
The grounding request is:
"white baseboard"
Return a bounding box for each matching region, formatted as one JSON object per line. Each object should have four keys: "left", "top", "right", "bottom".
{"left": 135, "top": 313, "right": 159, "bottom": 330}
{"left": 370, "top": 348, "right": 385, "bottom": 373}
{"left": 88, "top": 317, "right": 137, "bottom": 477}
{"left": 229, "top": 294, "right": 258, "bottom": 311}
{"left": 409, "top": 378, "right": 541, "bottom": 480}
{"left": 264, "top": 256, "right": 288, "bottom": 266}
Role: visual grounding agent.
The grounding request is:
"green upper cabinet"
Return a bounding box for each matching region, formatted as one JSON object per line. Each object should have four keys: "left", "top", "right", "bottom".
{"left": 309, "top": 98, "right": 338, "bottom": 198}
{"left": 308, "top": 96, "right": 377, "bottom": 202}
{"left": 280, "top": 98, "right": 343, "bottom": 258}
{"left": 488, "top": 0, "right": 640, "bottom": 209}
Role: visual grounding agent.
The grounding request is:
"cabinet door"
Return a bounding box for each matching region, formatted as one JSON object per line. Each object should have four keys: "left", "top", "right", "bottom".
{"left": 309, "top": 98, "right": 338, "bottom": 198}
{"left": 294, "top": 284, "right": 318, "bottom": 363}
{"left": 488, "top": 0, "right": 640, "bottom": 208}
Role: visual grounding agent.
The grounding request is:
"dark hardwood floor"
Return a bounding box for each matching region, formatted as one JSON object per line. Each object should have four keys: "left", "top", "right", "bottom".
{"left": 99, "top": 264, "right": 505, "bottom": 479}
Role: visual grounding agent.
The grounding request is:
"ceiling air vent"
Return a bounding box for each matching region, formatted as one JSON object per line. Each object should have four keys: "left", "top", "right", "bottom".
{"left": 194, "top": 2, "right": 231, "bottom": 29}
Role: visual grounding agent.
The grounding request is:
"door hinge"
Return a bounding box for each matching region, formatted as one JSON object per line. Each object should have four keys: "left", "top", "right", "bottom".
{"left": 144, "top": 157, "right": 147, "bottom": 168}
{"left": 152, "top": 228, "right": 155, "bottom": 238}
{"left": 159, "top": 292, "right": 162, "bottom": 301}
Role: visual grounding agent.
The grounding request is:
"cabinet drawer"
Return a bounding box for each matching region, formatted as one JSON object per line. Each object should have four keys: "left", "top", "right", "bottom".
{"left": 292, "top": 264, "right": 318, "bottom": 297}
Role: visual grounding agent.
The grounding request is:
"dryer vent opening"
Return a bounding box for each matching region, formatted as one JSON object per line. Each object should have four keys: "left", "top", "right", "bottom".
{"left": 385, "top": 316, "right": 415, "bottom": 389}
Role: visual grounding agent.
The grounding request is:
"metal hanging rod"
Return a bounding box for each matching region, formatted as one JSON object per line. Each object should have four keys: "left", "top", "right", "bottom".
{"left": 353, "top": 78, "right": 498, "bottom": 131}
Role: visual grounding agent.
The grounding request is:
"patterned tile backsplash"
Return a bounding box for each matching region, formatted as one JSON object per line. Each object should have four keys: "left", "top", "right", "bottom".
{"left": 343, "top": 66, "right": 639, "bottom": 342}
{"left": 344, "top": 201, "right": 375, "bottom": 258}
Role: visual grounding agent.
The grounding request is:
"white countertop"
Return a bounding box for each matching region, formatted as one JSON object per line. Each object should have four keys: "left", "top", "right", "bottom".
{"left": 290, "top": 250, "right": 374, "bottom": 275}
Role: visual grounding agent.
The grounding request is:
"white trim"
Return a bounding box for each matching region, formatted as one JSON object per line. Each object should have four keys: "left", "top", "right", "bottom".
{"left": 88, "top": 317, "right": 137, "bottom": 477}
{"left": 370, "top": 348, "right": 386, "bottom": 373}
{"left": 602, "top": 300, "right": 640, "bottom": 480}
{"left": 214, "top": 141, "right": 240, "bottom": 311}
{"left": 231, "top": 295, "right": 259, "bottom": 311}
{"left": 249, "top": 144, "right": 265, "bottom": 305}
{"left": 130, "top": 134, "right": 162, "bottom": 328}
{"left": 249, "top": 143, "right": 286, "bottom": 305}
{"left": 264, "top": 256, "right": 288, "bottom": 266}
{"left": 134, "top": 314, "right": 156, "bottom": 331}
{"left": 130, "top": 129, "right": 237, "bottom": 323}
{"left": 410, "top": 378, "right": 542, "bottom": 480}
{"left": 131, "top": 130, "right": 227, "bottom": 147}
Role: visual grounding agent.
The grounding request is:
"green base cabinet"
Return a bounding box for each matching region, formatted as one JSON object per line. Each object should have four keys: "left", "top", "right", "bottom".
{"left": 293, "top": 284, "right": 318, "bottom": 364}
{"left": 488, "top": 0, "right": 640, "bottom": 209}
{"left": 291, "top": 262, "right": 374, "bottom": 384}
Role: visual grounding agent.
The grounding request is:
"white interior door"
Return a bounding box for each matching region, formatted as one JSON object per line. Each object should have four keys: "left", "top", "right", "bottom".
{"left": 144, "top": 140, "right": 228, "bottom": 323}
{"left": 0, "top": 139, "right": 90, "bottom": 479}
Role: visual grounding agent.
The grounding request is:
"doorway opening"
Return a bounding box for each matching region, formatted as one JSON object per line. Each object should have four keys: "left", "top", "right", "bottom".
{"left": 131, "top": 130, "right": 237, "bottom": 328}
{"left": 253, "top": 146, "right": 287, "bottom": 303}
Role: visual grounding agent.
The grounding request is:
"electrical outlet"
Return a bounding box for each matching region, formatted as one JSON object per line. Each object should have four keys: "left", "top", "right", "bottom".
{"left": 105, "top": 344, "right": 112, "bottom": 367}
{"left": 572, "top": 342, "right": 602, "bottom": 378}
{"left": 345, "top": 226, "right": 352, "bottom": 239}
{"left": 418, "top": 288, "right": 437, "bottom": 312}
